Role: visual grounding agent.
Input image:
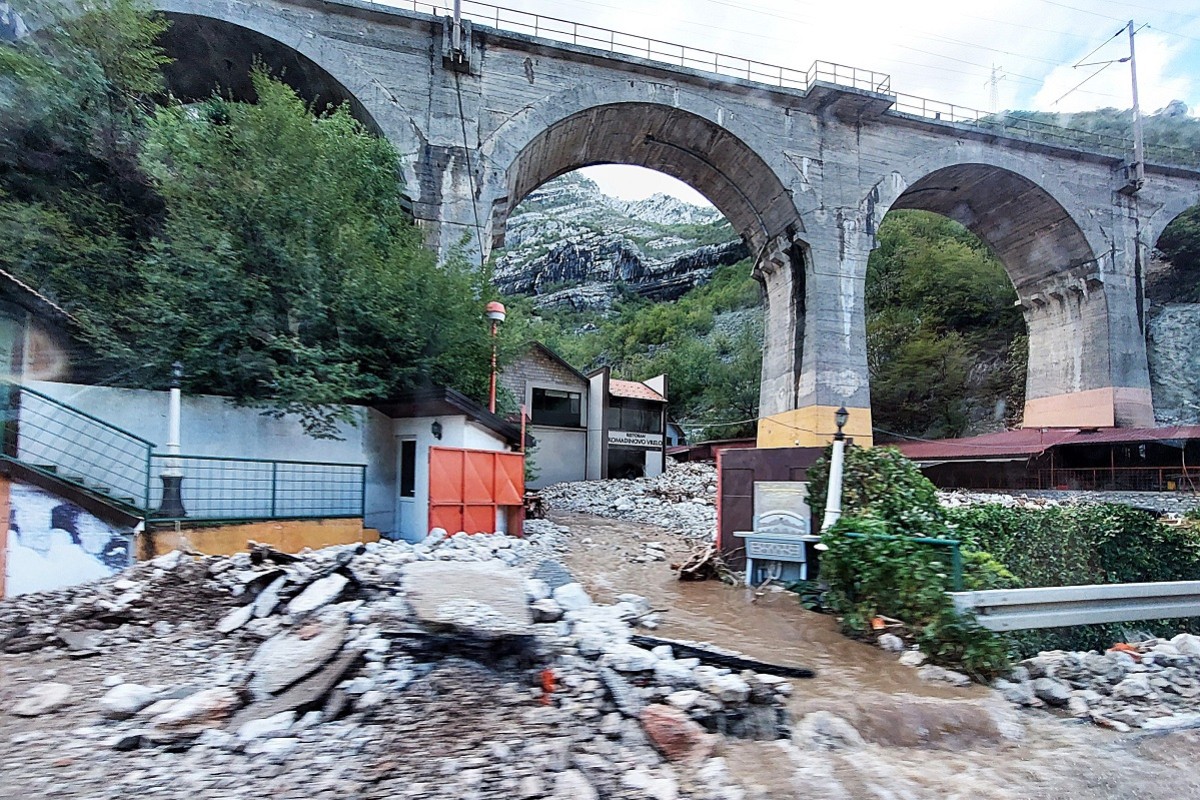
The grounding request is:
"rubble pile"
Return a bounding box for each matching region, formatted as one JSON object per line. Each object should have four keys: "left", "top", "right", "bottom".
{"left": 541, "top": 463, "right": 717, "bottom": 541}
{"left": 938, "top": 488, "right": 1200, "bottom": 516}
{"left": 1, "top": 521, "right": 792, "bottom": 799}
{"left": 995, "top": 634, "right": 1200, "bottom": 733}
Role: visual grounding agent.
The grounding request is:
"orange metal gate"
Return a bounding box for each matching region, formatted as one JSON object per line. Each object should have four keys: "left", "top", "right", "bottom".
{"left": 428, "top": 447, "right": 525, "bottom": 536}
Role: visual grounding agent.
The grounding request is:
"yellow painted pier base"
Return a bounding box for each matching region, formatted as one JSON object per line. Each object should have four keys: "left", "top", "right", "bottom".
{"left": 143, "top": 518, "right": 379, "bottom": 559}
{"left": 756, "top": 405, "right": 874, "bottom": 449}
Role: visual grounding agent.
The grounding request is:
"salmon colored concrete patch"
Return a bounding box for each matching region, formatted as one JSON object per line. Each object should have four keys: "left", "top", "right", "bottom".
{"left": 144, "top": 518, "right": 378, "bottom": 558}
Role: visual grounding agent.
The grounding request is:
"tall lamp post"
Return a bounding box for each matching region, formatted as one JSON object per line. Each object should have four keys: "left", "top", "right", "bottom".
{"left": 820, "top": 406, "right": 849, "bottom": 533}
{"left": 485, "top": 301, "right": 506, "bottom": 414}
{"left": 156, "top": 361, "right": 186, "bottom": 518}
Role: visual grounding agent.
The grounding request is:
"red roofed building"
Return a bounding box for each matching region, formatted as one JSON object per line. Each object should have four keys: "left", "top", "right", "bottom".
{"left": 892, "top": 426, "right": 1200, "bottom": 492}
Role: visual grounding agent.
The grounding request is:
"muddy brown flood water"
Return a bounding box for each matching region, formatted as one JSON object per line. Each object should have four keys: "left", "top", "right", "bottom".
{"left": 554, "top": 512, "right": 1200, "bottom": 799}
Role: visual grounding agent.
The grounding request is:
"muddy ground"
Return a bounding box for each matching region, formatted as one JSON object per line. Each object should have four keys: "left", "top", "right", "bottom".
{"left": 554, "top": 511, "right": 1200, "bottom": 800}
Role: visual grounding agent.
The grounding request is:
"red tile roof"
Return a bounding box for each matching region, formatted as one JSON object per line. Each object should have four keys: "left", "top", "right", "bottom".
{"left": 894, "top": 425, "right": 1200, "bottom": 462}
{"left": 609, "top": 379, "right": 666, "bottom": 403}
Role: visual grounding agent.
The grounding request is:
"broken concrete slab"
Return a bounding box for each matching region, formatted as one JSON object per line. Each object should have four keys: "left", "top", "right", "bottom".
{"left": 229, "top": 649, "right": 360, "bottom": 730}
{"left": 287, "top": 573, "right": 349, "bottom": 616}
{"left": 402, "top": 560, "right": 532, "bottom": 639}
{"left": 247, "top": 612, "right": 348, "bottom": 695}
{"left": 216, "top": 603, "right": 255, "bottom": 634}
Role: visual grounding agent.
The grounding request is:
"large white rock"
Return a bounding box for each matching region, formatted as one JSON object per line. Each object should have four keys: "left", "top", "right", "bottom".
{"left": 653, "top": 660, "right": 698, "bottom": 688}
{"left": 147, "top": 687, "right": 240, "bottom": 741}
{"left": 287, "top": 573, "right": 349, "bottom": 616}
{"left": 603, "top": 643, "right": 658, "bottom": 672}
{"left": 552, "top": 582, "right": 593, "bottom": 611}
{"left": 99, "top": 683, "right": 159, "bottom": 719}
{"left": 1172, "top": 633, "right": 1200, "bottom": 657}
{"left": 237, "top": 710, "right": 296, "bottom": 742}
{"left": 12, "top": 682, "right": 73, "bottom": 717}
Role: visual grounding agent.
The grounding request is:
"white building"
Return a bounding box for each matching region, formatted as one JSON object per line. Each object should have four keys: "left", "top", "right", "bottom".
{"left": 500, "top": 343, "right": 668, "bottom": 488}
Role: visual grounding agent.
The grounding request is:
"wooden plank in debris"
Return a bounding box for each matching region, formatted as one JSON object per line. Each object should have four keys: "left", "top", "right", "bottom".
{"left": 629, "top": 634, "right": 815, "bottom": 679}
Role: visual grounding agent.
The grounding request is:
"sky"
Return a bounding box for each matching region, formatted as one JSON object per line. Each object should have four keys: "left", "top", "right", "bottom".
{"left": 457, "top": 0, "right": 1200, "bottom": 204}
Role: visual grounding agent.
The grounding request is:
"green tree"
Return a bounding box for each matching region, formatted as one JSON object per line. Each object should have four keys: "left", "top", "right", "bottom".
{"left": 0, "top": 0, "right": 169, "bottom": 354}
{"left": 866, "top": 210, "right": 1024, "bottom": 438}
{"left": 127, "top": 74, "right": 496, "bottom": 434}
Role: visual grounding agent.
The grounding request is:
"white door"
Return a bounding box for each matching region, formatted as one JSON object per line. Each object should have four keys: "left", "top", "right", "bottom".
{"left": 395, "top": 437, "right": 418, "bottom": 539}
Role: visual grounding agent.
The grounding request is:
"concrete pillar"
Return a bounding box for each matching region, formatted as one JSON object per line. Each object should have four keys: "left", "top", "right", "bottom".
{"left": 1020, "top": 206, "right": 1154, "bottom": 429}
{"left": 757, "top": 213, "right": 874, "bottom": 448}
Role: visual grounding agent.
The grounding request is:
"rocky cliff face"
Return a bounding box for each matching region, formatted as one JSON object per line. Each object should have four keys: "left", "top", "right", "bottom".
{"left": 1148, "top": 303, "right": 1200, "bottom": 425}
{"left": 493, "top": 173, "right": 747, "bottom": 310}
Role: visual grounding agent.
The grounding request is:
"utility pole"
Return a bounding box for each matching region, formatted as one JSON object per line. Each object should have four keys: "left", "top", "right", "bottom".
{"left": 987, "top": 64, "right": 1004, "bottom": 115}
{"left": 1127, "top": 20, "right": 1145, "bottom": 192}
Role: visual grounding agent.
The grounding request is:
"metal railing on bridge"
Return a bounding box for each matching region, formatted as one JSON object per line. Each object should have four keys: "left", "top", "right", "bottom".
{"left": 377, "top": 0, "right": 1200, "bottom": 168}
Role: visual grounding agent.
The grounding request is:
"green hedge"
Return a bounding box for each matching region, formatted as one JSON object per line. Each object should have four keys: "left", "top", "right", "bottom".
{"left": 947, "top": 504, "right": 1200, "bottom": 654}
{"left": 808, "top": 444, "right": 1200, "bottom": 672}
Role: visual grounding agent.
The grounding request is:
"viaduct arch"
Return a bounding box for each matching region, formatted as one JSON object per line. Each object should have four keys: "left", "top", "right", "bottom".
{"left": 57, "top": 0, "right": 1200, "bottom": 443}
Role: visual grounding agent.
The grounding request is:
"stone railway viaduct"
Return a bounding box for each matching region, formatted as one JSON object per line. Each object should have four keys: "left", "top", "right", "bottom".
{"left": 149, "top": 0, "right": 1200, "bottom": 445}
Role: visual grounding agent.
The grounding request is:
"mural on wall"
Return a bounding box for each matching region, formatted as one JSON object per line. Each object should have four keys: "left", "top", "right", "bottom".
{"left": 4, "top": 482, "right": 133, "bottom": 597}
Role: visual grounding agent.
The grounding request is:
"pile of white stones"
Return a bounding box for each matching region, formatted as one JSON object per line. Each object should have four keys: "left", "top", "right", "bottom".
{"left": 994, "top": 634, "right": 1200, "bottom": 732}
{"left": 540, "top": 462, "right": 717, "bottom": 541}
{"left": 2, "top": 519, "right": 791, "bottom": 799}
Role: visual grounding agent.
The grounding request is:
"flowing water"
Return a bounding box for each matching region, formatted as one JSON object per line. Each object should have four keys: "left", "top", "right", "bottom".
{"left": 554, "top": 512, "right": 1200, "bottom": 799}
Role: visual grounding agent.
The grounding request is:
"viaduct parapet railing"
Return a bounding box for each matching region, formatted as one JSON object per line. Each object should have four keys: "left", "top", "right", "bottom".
{"left": 377, "top": 0, "right": 1199, "bottom": 167}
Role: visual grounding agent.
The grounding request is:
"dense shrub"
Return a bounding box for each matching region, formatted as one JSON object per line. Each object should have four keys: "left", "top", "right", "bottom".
{"left": 947, "top": 504, "right": 1200, "bottom": 654}
{"left": 809, "top": 445, "right": 1013, "bottom": 678}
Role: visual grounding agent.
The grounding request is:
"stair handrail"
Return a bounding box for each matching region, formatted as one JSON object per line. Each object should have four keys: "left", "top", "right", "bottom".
{"left": 5, "top": 381, "right": 157, "bottom": 447}
{"left": 3, "top": 381, "right": 156, "bottom": 511}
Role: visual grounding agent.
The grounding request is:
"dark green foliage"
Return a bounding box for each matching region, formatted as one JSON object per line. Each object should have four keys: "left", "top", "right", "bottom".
{"left": 947, "top": 504, "right": 1200, "bottom": 654}
{"left": 1158, "top": 205, "right": 1200, "bottom": 303}
{"left": 807, "top": 445, "right": 1014, "bottom": 678}
{"left": 867, "top": 210, "right": 1025, "bottom": 438}
{"left": 1, "top": 6, "right": 498, "bottom": 436}
{"left": 807, "top": 444, "right": 947, "bottom": 537}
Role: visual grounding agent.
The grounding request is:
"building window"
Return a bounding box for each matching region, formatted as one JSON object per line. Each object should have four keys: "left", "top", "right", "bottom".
{"left": 607, "top": 398, "right": 663, "bottom": 434}
{"left": 399, "top": 440, "right": 416, "bottom": 498}
{"left": 531, "top": 388, "right": 582, "bottom": 427}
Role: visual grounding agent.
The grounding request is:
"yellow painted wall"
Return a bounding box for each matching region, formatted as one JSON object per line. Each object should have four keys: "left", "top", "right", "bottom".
{"left": 756, "top": 405, "right": 874, "bottom": 449}
{"left": 143, "top": 517, "right": 379, "bottom": 558}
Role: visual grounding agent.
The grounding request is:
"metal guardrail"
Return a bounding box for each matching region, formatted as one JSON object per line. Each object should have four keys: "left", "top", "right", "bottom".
{"left": 4, "top": 383, "right": 153, "bottom": 509}
{"left": 148, "top": 454, "right": 367, "bottom": 522}
{"left": 950, "top": 581, "right": 1200, "bottom": 631}
{"left": 378, "top": 0, "right": 1200, "bottom": 167}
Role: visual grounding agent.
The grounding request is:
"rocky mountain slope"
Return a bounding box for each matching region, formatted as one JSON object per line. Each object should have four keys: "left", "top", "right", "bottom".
{"left": 493, "top": 173, "right": 747, "bottom": 311}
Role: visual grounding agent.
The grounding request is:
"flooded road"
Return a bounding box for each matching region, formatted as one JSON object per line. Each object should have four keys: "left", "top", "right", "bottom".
{"left": 553, "top": 511, "right": 1200, "bottom": 799}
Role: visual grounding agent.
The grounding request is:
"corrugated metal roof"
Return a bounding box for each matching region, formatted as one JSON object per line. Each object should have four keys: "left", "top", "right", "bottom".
{"left": 895, "top": 425, "right": 1200, "bottom": 462}
{"left": 896, "top": 428, "right": 1078, "bottom": 461}
{"left": 609, "top": 379, "right": 666, "bottom": 403}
